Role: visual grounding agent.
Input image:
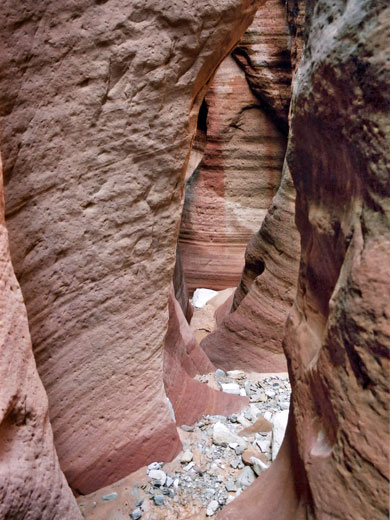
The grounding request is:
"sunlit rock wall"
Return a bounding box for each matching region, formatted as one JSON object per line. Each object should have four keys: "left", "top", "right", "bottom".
{"left": 179, "top": 0, "right": 290, "bottom": 294}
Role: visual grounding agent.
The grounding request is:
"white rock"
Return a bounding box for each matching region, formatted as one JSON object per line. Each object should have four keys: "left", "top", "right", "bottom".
{"left": 250, "top": 456, "right": 269, "bottom": 476}
{"left": 244, "top": 404, "right": 261, "bottom": 422}
{"left": 147, "top": 462, "right": 162, "bottom": 472}
{"left": 236, "top": 466, "right": 256, "bottom": 488}
{"left": 271, "top": 410, "right": 289, "bottom": 460}
{"left": 220, "top": 383, "right": 241, "bottom": 395}
{"left": 148, "top": 469, "right": 166, "bottom": 486}
{"left": 239, "top": 388, "right": 247, "bottom": 396}
{"left": 192, "top": 288, "right": 218, "bottom": 308}
{"left": 256, "top": 437, "right": 271, "bottom": 453}
{"left": 226, "top": 370, "right": 245, "bottom": 379}
{"left": 183, "top": 461, "right": 195, "bottom": 471}
{"left": 180, "top": 450, "right": 193, "bottom": 463}
{"left": 212, "top": 422, "right": 246, "bottom": 449}
{"left": 264, "top": 411, "right": 272, "bottom": 421}
{"left": 237, "top": 414, "right": 251, "bottom": 428}
{"left": 206, "top": 499, "right": 219, "bottom": 516}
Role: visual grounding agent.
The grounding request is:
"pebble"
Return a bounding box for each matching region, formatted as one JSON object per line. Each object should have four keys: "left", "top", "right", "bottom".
{"left": 256, "top": 438, "right": 271, "bottom": 453}
{"left": 130, "top": 508, "right": 143, "bottom": 519}
{"left": 212, "top": 422, "right": 246, "bottom": 449}
{"left": 101, "top": 492, "right": 118, "bottom": 501}
{"left": 153, "top": 495, "right": 164, "bottom": 506}
{"left": 181, "top": 450, "right": 193, "bottom": 463}
{"left": 220, "top": 383, "right": 241, "bottom": 395}
{"left": 226, "top": 370, "right": 245, "bottom": 379}
{"left": 236, "top": 466, "right": 256, "bottom": 488}
{"left": 225, "top": 479, "right": 237, "bottom": 492}
{"left": 181, "top": 424, "right": 194, "bottom": 432}
{"left": 250, "top": 456, "right": 269, "bottom": 476}
{"left": 148, "top": 469, "right": 166, "bottom": 486}
{"left": 206, "top": 499, "right": 219, "bottom": 516}
{"left": 215, "top": 369, "right": 226, "bottom": 378}
{"left": 147, "top": 462, "right": 162, "bottom": 472}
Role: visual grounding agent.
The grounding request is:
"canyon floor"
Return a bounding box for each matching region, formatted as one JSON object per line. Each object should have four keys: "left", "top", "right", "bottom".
{"left": 77, "top": 369, "right": 290, "bottom": 519}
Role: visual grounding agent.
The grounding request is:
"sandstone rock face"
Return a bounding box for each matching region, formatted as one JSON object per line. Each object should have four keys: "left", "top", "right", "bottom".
{"left": 232, "top": 0, "right": 292, "bottom": 132}
{"left": 0, "top": 158, "right": 81, "bottom": 519}
{"left": 164, "top": 286, "right": 248, "bottom": 426}
{"left": 220, "top": 1, "right": 390, "bottom": 519}
{"left": 179, "top": 4, "right": 290, "bottom": 294}
{"left": 0, "top": 0, "right": 260, "bottom": 494}
{"left": 201, "top": 160, "right": 299, "bottom": 372}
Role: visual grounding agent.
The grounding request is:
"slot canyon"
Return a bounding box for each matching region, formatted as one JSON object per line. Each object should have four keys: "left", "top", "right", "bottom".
{"left": 0, "top": 0, "right": 388, "bottom": 519}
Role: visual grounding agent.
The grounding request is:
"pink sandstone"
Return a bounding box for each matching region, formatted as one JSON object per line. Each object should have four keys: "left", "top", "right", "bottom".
{"left": 179, "top": 6, "right": 289, "bottom": 294}
{"left": 0, "top": 0, "right": 260, "bottom": 494}
{"left": 220, "top": 1, "right": 390, "bottom": 518}
{"left": 0, "top": 157, "right": 81, "bottom": 518}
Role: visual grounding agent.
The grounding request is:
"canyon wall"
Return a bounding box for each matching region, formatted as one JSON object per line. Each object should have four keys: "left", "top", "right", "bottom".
{"left": 201, "top": 159, "right": 299, "bottom": 372}
{"left": 220, "top": 1, "right": 390, "bottom": 518}
{"left": 0, "top": 0, "right": 260, "bottom": 494}
{"left": 0, "top": 158, "right": 81, "bottom": 519}
{"left": 201, "top": 0, "right": 299, "bottom": 372}
{"left": 178, "top": 0, "right": 290, "bottom": 294}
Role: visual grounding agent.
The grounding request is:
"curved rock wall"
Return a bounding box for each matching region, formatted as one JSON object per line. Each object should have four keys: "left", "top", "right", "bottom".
{"left": 232, "top": 0, "right": 292, "bottom": 132}
{"left": 0, "top": 0, "right": 260, "bottom": 494}
{"left": 220, "top": 1, "right": 390, "bottom": 518}
{"left": 0, "top": 158, "right": 81, "bottom": 519}
{"left": 201, "top": 159, "right": 299, "bottom": 372}
{"left": 178, "top": 0, "right": 290, "bottom": 294}
{"left": 164, "top": 285, "right": 248, "bottom": 426}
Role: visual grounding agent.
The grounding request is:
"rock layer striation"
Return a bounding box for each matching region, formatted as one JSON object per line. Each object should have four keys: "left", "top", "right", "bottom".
{"left": 179, "top": 0, "right": 290, "bottom": 294}
{"left": 0, "top": 0, "right": 260, "bottom": 494}
{"left": 220, "top": 1, "right": 390, "bottom": 518}
{"left": 0, "top": 158, "right": 81, "bottom": 519}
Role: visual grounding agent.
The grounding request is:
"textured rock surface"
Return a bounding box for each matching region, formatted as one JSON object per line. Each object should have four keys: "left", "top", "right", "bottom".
{"left": 202, "top": 160, "right": 299, "bottom": 372}
{"left": 232, "top": 0, "right": 292, "bottom": 132}
{"left": 220, "top": 1, "right": 390, "bottom": 519}
{"left": 0, "top": 158, "right": 81, "bottom": 519}
{"left": 0, "top": 0, "right": 260, "bottom": 494}
{"left": 179, "top": 16, "right": 288, "bottom": 294}
{"left": 164, "top": 286, "right": 248, "bottom": 426}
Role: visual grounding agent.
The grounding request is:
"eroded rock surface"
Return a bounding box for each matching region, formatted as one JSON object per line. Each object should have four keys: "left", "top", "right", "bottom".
{"left": 201, "top": 160, "right": 299, "bottom": 372}
{"left": 232, "top": 0, "right": 292, "bottom": 132}
{"left": 0, "top": 0, "right": 259, "bottom": 493}
{"left": 164, "top": 286, "right": 248, "bottom": 426}
{"left": 220, "top": 2, "right": 390, "bottom": 519}
{"left": 179, "top": 2, "right": 290, "bottom": 294}
{"left": 0, "top": 158, "right": 81, "bottom": 519}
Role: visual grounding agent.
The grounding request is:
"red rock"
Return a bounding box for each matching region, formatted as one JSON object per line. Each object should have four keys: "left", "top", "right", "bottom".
{"left": 164, "top": 286, "right": 248, "bottom": 426}
{"left": 0, "top": 0, "right": 259, "bottom": 494}
{"left": 202, "top": 161, "right": 299, "bottom": 372}
{"left": 193, "top": 0, "right": 298, "bottom": 373}
{"left": 220, "top": 1, "right": 390, "bottom": 519}
{"left": 232, "top": 0, "right": 292, "bottom": 132}
{"left": 242, "top": 447, "right": 268, "bottom": 466}
{"left": 0, "top": 158, "right": 81, "bottom": 519}
{"left": 240, "top": 416, "right": 272, "bottom": 436}
{"left": 179, "top": 49, "right": 287, "bottom": 294}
